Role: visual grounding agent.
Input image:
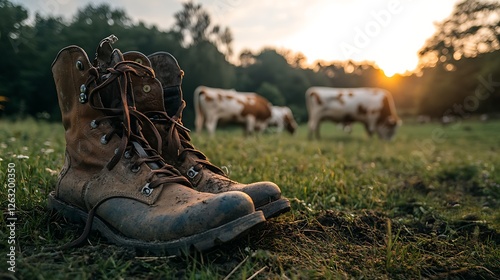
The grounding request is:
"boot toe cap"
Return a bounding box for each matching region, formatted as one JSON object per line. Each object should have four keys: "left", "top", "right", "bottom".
{"left": 96, "top": 190, "right": 256, "bottom": 241}
{"left": 240, "top": 181, "right": 282, "bottom": 208}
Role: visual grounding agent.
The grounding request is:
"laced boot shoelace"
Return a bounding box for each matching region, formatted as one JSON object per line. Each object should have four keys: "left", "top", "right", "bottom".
{"left": 146, "top": 102, "right": 229, "bottom": 177}
{"left": 61, "top": 60, "right": 191, "bottom": 249}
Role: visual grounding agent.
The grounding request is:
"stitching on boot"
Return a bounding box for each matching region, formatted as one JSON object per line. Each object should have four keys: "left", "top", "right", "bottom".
{"left": 56, "top": 151, "right": 71, "bottom": 197}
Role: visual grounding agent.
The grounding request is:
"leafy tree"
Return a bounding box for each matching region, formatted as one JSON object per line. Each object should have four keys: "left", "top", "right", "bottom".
{"left": 278, "top": 49, "right": 308, "bottom": 69}
{"left": 173, "top": 1, "right": 233, "bottom": 58}
{"left": 256, "top": 82, "right": 285, "bottom": 106}
{"left": 0, "top": 0, "right": 32, "bottom": 117}
{"left": 237, "top": 49, "right": 313, "bottom": 121}
{"left": 239, "top": 49, "right": 256, "bottom": 67}
{"left": 26, "top": 15, "right": 67, "bottom": 119}
{"left": 180, "top": 41, "right": 236, "bottom": 126}
{"left": 1, "top": 0, "right": 499, "bottom": 123}
{"left": 416, "top": 0, "right": 500, "bottom": 116}
{"left": 419, "top": 0, "right": 500, "bottom": 69}
{"left": 173, "top": 1, "right": 210, "bottom": 45}
{"left": 63, "top": 4, "right": 130, "bottom": 55}
{"left": 216, "top": 26, "right": 233, "bottom": 57}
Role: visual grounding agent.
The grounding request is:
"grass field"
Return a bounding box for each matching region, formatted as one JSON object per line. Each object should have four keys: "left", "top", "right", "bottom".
{"left": 1, "top": 118, "right": 499, "bottom": 279}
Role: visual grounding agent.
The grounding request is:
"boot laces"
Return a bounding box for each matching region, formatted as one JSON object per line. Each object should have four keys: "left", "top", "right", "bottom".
{"left": 90, "top": 60, "right": 191, "bottom": 185}
{"left": 62, "top": 60, "right": 190, "bottom": 249}
{"left": 147, "top": 104, "right": 227, "bottom": 177}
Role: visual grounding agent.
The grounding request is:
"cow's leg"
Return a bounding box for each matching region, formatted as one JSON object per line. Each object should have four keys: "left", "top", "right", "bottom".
{"left": 343, "top": 123, "right": 352, "bottom": 134}
{"left": 205, "top": 116, "right": 218, "bottom": 136}
{"left": 257, "top": 121, "right": 269, "bottom": 134}
{"left": 276, "top": 121, "right": 284, "bottom": 133}
{"left": 315, "top": 122, "right": 321, "bottom": 139}
{"left": 195, "top": 110, "right": 205, "bottom": 134}
{"left": 245, "top": 116, "right": 256, "bottom": 136}
{"left": 364, "top": 122, "right": 375, "bottom": 137}
{"left": 307, "top": 120, "right": 314, "bottom": 140}
{"left": 308, "top": 118, "right": 320, "bottom": 140}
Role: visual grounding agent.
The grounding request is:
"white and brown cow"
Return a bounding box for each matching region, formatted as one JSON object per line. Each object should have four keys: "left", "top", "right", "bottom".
{"left": 305, "top": 87, "right": 401, "bottom": 140}
{"left": 194, "top": 86, "right": 272, "bottom": 135}
{"left": 268, "top": 106, "right": 298, "bottom": 134}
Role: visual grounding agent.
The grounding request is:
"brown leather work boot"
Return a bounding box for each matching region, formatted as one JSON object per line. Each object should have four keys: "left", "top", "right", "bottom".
{"left": 123, "top": 51, "right": 290, "bottom": 219}
{"left": 48, "top": 36, "right": 264, "bottom": 255}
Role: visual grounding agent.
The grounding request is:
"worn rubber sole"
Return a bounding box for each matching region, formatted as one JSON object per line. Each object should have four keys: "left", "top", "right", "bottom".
{"left": 257, "top": 198, "right": 291, "bottom": 219}
{"left": 47, "top": 191, "right": 265, "bottom": 256}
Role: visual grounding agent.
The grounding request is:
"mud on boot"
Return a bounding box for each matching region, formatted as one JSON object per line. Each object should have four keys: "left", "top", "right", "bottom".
{"left": 48, "top": 35, "right": 264, "bottom": 255}
{"left": 122, "top": 50, "right": 291, "bottom": 219}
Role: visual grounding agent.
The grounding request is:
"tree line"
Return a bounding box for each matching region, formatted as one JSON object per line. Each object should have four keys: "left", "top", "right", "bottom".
{"left": 0, "top": 0, "right": 499, "bottom": 126}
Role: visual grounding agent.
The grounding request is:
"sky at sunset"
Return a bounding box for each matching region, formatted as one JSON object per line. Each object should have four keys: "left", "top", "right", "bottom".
{"left": 16, "top": 0, "right": 460, "bottom": 76}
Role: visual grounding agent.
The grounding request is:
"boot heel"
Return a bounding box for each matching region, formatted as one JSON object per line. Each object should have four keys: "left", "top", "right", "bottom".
{"left": 256, "top": 198, "right": 291, "bottom": 219}
{"left": 47, "top": 191, "right": 87, "bottom": 224}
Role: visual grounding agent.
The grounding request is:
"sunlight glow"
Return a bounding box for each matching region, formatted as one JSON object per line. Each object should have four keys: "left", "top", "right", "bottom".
{"left": 261, "top": 0, "right": 458, "bottom": 76}
{"left": 14, "top": 0, "right": 459, "bottom": 76}
{"left": 377, "top": 54, "right": 419, "bottom": 77}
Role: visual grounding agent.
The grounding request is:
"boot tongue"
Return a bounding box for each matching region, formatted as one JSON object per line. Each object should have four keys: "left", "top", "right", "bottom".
{"left": 110, "top": 49, "right": 124, "bottom": 67}
{"left": 94, "top": 34, "right": 119, "bottom": 71}
{"left": 98, "top": 48, "right": 126, "bottom": 109}
{"left": 147, "top": 52, "right": 184, "bottom": 117}
{"left": 122, "top": 55, "right": 167, "bottom": 114}
{"left": 93, "top": 35, "right": 128, "bottom": 109}
{"left": 121, "top": 51, "right": 168, "bottom": 113}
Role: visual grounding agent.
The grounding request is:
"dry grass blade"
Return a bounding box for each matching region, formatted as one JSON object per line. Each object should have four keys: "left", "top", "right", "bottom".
{"left": 223, "top": 256, "right": 249, "bottom": 280}
{"left": 247, "top": 266, "right": 268, "bottom": 280}
{"left": 4, "top": 120, "right": 500, "bottom": 279}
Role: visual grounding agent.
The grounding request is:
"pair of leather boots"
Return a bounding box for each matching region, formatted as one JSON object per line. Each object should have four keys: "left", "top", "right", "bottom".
{"left": 48, "top": 35, "right": 290, "bottom": 255}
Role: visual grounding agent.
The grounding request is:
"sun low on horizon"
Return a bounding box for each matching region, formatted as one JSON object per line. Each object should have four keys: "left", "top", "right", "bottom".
{"left": 250, "top": 0, "right": 458, "bottom": 77}
{"left": 14, "top": 0, "right": 460, "bottom": 77}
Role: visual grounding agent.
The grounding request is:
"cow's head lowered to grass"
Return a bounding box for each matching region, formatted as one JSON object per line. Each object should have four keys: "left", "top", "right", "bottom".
{"left": 306, "top": 87, "right": 402, "bottom": 140}
{"left": 268, "top": 106, "right": 298, "bottom": 134}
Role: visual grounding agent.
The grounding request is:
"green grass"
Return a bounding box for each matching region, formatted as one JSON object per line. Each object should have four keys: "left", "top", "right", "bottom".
{"left": 1, "top": 118, "right": 500, "bottom": 279}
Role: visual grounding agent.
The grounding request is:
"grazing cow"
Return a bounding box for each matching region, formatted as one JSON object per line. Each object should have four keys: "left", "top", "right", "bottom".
{"left": 417, "top": 115, "right": 432, "bottom": 124}
{"left": 194, "top": 86, "right": 272, "bottom": 135}
{"left": 268, "top": 106, "right": 298, "bottom": 134}
{"left": 305, "top": 87, "right": 401, "bottom": 140}
{"left": 441, "top": 115, "right": 456, "bottom": 125}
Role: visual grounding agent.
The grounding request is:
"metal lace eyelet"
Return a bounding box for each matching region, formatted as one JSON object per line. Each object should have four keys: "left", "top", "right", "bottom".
{"left": 131, "top": 165, "right": 141, "bottom": 173}
{"left": 76, "top": 60, "right": 84, "bottom": 71}
{"left": 124, "top": 150, "right": 132, "bottom": 159}
{"left": 186, "top": 166, "right": 199, "bottom": 179}
{"left": 79, "top": 84, "right": 87, "bottom": 104}
{"left": 135, "top": 58, "right": 143, "bottom": 64}
{"left": 100, "top": 135, "right": 108, "bottom": 145}
{"left": 90, "top": 120, "right": 98, "bottom": 129}
{"left": 141, "top": 183, "right": 153, "bottom": 196}
{"left": 143, "top": 84, "right": 151, "bottom": 93}
{"left": 79, "top": 93, "right": 87, "bottom": 104}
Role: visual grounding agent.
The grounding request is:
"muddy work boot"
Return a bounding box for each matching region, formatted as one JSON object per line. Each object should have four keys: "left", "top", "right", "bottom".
{"left": 125, "top": 51, "right": 290, "bottom": 219}
{"left": 48, "top": 37, "right": 264, "bottom": 255}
